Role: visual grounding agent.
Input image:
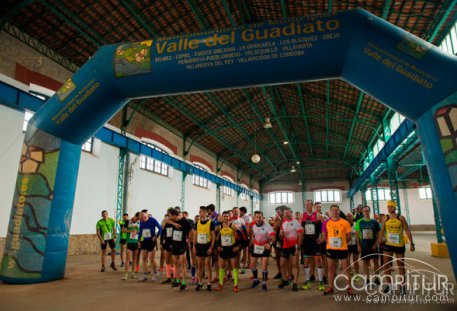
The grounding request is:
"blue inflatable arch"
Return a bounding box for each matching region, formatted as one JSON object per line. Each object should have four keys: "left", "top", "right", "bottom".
{"left": 1, "top": 9, "right": 457, "bottom": 283}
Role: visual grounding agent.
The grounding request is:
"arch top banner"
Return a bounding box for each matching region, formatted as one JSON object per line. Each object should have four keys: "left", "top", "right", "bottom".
{"left": 33, "top": 9, "right": 457, "bottom": 145}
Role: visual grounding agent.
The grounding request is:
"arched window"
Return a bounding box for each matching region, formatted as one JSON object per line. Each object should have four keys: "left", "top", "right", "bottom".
{"left": 193, "top": 164, "right": 208, "bottom": 188}
{"left": 140, "top": 142, "right": 169, "bottom": 176}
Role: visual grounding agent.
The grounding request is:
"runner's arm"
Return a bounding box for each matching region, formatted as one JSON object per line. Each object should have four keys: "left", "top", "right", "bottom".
{"left": 96, "top": 226, "right": 103, "bottom": 243}
{"left": 165, "top": 218, "right": 181, "bottom": 228}
{"left": 400, "top": 216, "right": 414, "bottom": 251}
{"left": 377, "top": 219, "right": 386, "bottom": 246}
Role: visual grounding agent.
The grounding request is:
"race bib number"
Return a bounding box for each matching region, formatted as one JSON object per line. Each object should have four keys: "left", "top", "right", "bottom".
{"left": 329, "top": 237, "right": 342, "bottom": 248}
{"left": 173, "top": 230, "right": 183, "bottom": 242}
{"left": 362, "top": 229, "right": 373, "bottom": 240}
{"left": 221, "top": 235, "right": 232, "bottom": 247}
{"left": 104, "top": 232, "right": 112, "bottom": 240}
{"left": 388, "top": 233, "right": 400, "bottom": 245}
{"left": 142, "top": 229, "right": 151, "bottom": 238}
{"left": 166, "top": 227, "right": 173, "bottom": 238}
{"left": 197, "top": 233, "right": 208, "bottom": 244}
{"left": 253, "top": 244, "right": 265, "bottom": 255}
{"left": 129, "top": 231, "right": 138, "bottom": 240}
{"left": 304, "top": 223, "right": 315, "bottom": 235}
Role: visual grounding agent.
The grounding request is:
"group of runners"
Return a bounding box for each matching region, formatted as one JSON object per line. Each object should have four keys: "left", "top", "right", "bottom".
{"left": 95, "top": 199, "right": 414, "bottom": 295}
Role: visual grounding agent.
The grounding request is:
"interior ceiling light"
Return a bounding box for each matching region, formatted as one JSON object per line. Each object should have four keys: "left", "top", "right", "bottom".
{"left": 298, "top": 180, "right": 302, "bottom": 186}
{"left": 291, "top": 165, "right": 296, "bottom": 173}
{"left": 263, "top": 117, "right": 273, "bottom": 129}
{"left": 296, "top": 161, "right": 300, "bottom": 165}
{"left": 283, "top": 141, "right": 289, "bottom": 145}
{"left": 251, "top": 129, "right": 261, "bottom": 164}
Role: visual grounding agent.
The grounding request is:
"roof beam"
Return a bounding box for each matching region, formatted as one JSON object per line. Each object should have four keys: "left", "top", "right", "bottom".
{"left": 325, "top": 80, "right": 330, "bottom": 158}
{"left": 297, "top": 84, "right": 314, "bottom": 156}
{"left": 119, "top": 0, "right": 158, "bottom": 37}
{"left": 0, "top": 0, "right": 34, "bottom": 30}
{"left": 427, "top": 0, "right": 457, "bottom": 42}
{"left": 41, "top": 0, "right": 104, "bottom": 47}
{"left": 3, "top": 23, "right": 78, "bottom": 72}
{"left": 205, "top": 92, "right": 278, "bottom": 172}
{"left": 241, "top": 89, "right": 288, "bottom": 161}
{"left": 343, "top": 93, "right": 364, "bottom": 159}
{"left": 163, "top": 96, "right": 268, "bottom": 178}
{"left": 263, "top": 86, "right": 304, "bottom": 181}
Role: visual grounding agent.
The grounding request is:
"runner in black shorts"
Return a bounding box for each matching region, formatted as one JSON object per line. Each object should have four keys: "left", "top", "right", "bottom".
{"left": 249, "top": 211, "right": 275, "bottom": 291}
{"left": 138, "top": 209, "right": 162, "bottom": 282}
{"left": 193, "top": 206, "right": 215, "bottom": 292}
{"left": 170, "top": 208, "right": 193, "bottom": 291}
{"left": 214, "top": 211, "right": 241, "bottom": 292}
{"left": 161, "top": 208, "right": 175, "bottom": 284}
{"left": 300, "top": 200, "right": 325, "bottom": 291}
{"left": 355, "top": 206, "right": 380, "bottom": 286}
{"left": 122, "top": 212, "right": 140, "bottom": 280}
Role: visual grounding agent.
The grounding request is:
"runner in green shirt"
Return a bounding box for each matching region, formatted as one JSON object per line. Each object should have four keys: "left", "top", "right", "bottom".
{"left": 355, "top": 206, "right": 380, "bottom": 285}
{"left": 118, "top": 213, "right": 129, "bottom": 267}
{"left": 96, "top": 210, "right": 117, "bottom": 272}
{"left": 121, "top": 212, "right": 141, "bottom": 280}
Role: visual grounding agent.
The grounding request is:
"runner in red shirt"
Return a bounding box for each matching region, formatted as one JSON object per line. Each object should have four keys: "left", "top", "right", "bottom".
{"left": 278, "top": 207, "right": 303, "bottom": 291}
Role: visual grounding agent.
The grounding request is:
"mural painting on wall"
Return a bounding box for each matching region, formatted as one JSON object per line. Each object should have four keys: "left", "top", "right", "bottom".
{"left": 435, "top": 104, "right": 457, "bottom": 191}
{"left": 1, "top": 128, "right": 60, "bottom": 279}
{"left": 114, "top": 40, "right": 152, "bottom": 78}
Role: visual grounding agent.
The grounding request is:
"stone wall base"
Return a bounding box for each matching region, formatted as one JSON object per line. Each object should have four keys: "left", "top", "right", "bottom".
{"left": 0, "top": 227, "right": 437, "bottom": 258}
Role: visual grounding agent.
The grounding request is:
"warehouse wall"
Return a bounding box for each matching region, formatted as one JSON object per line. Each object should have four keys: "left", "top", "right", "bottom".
{"left": 260, "top": 180, "right": 434, "bottom": 226}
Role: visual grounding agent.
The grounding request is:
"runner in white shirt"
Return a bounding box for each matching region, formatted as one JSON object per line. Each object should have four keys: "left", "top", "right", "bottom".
{"left": 230, "top": 207, "right": 247, "bottom": 271}
{"left": 239, "top": 206, "right": 252, "bottom": 273}
{"left": 249, "top": 211, "right": 275, "bottom": 291}
{"left": 278, "top": 207, "right": 303, "bottom": 291}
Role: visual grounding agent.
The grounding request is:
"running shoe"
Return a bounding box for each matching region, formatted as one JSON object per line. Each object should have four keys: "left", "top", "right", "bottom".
{"left": 121, "top": 273, "right": 128, "bottom": 281}
{"left": 179, "top": 284, "right": 187, "bottom": 291}
{"left": 214, "top": 284, "right": 224, "bottom": 291}
{"left": 206, "top": 284, "right": 212, "bottom": 292}
{"left": 120, "top": 262, "right": 124, "bottom": 268}
{"left": 278, "top": 279, "right": 290, "bottom": 289}
{"left": 233, "top": 285, "right": 240, "bottom": 293}
{"left": 318, "top": 282, "right": 325, "bottom": 291}
{"left": 261, "top": 283, "right": 267, "bottom": 292}
{"left": 100, "top": 265, "right": 105, "bottom": 272}
{"left": 323, "top": 287, "right": 334, "bottom": 296}
{"left": 110, "top": 262, "right": 117, "bottom": 271}
{"left": 250, "top": 280, "right": 260, "bottom": 289}
{"left": 161, "top": 278, "right": 172, "bottom": 284}
{"left": 195, "top": 284, "right": 203, "bottom": 291}
{"left": 292, "top": 283, "right": 298, "bottom": 292}
{"left": 171, "top": 280, "right": 180, "bottom": 288}
{"left": 273, "top": 273, "right": 282, "bottom": 280}
{"left": 301, "top": 281, "right": 311, "bottom": 290}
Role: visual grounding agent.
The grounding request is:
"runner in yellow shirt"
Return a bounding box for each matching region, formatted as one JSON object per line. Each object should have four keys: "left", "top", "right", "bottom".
{"left": 322, "top": 204, "right": 353, "bottom": 296}
{"left": 378, "top": 200, "right": 415, "bottom": 294}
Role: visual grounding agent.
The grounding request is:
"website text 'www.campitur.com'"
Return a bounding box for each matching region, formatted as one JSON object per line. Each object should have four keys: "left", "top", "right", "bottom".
{"left": 334, "top": 294, "right": 455, "bottom": 304}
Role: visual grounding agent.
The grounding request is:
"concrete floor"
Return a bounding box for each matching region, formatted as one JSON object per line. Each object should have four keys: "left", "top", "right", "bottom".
{"left": 0, "top": 232, "right": 455, "bottom": 311}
